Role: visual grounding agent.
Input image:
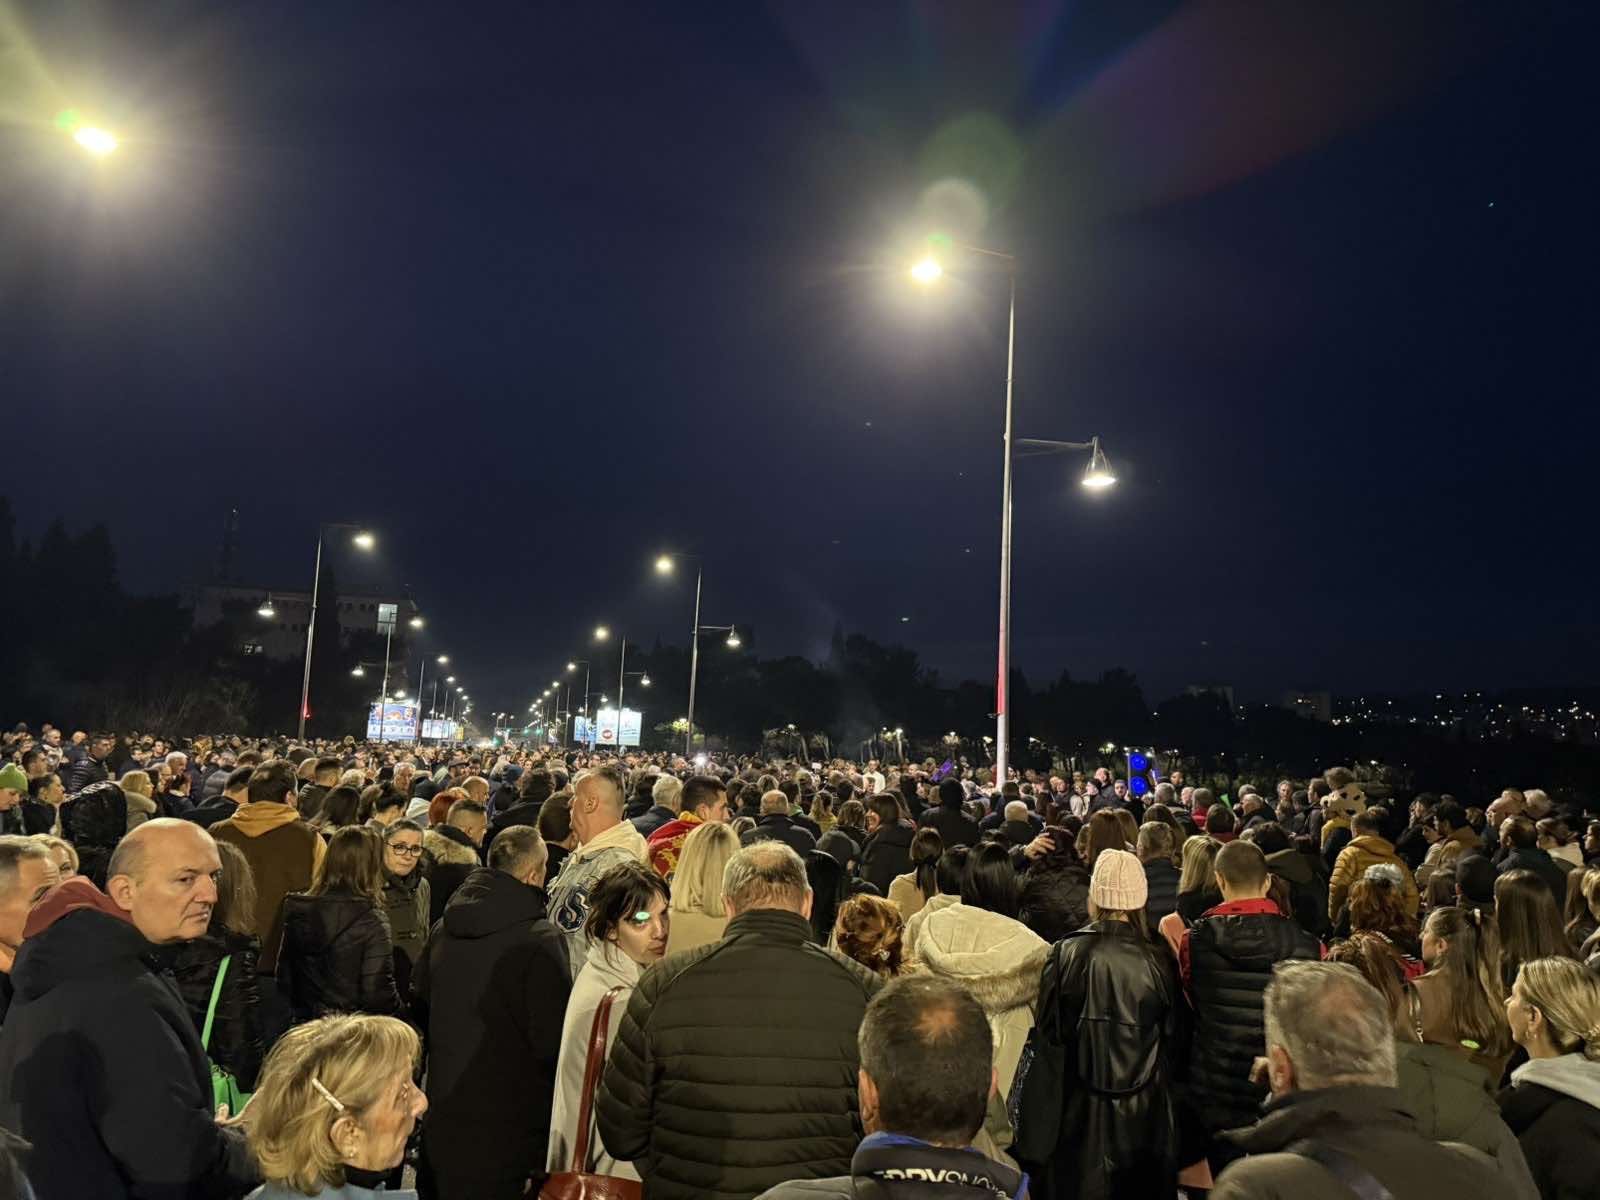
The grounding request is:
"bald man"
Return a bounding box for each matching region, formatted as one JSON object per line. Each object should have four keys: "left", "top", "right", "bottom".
{"left": 0, "top": 819, "right": 258, "bottom": 1199}
{"left": 545, "top": 769, "right": 649, "bottom": 967}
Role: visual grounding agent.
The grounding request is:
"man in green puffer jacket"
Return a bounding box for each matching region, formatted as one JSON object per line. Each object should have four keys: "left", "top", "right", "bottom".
{"left": 596, "top": 841, "right": 883, "bottom": 1200}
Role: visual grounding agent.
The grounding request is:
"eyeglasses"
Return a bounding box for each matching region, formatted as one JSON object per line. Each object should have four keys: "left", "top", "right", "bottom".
{"left": 388, "top": 843, "right": 423, "bottom": 857}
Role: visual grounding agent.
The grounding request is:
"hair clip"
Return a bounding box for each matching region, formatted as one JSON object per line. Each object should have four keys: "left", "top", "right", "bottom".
{"left": 310, "top": 1076, "right": 347, "bottom": 1113}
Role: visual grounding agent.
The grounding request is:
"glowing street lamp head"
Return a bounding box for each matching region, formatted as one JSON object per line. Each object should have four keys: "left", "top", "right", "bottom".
{"left": 352, "top": 531, "right": 376, "bottom": 551}
{"left": 594, "top": 625, "right": 610, "bottom": 641}
{"left": 654, "top": 554, "right": 674, "bottom": 574}
{"left": 566, "top": 661, "right": 577, "bottom": 672}
{"left": 640, "top": 675, "right": 652, "bottom": 688}
{"left": 257, "top": 600, "right": 276, "bottom": 619}
{"left": 409, "top": 615, "right": 424, "bottom": 629}
{"left": 393, "top": 690, "right": 406, "bottom": 700}
{"left": 910, "top": 256, "right": 943, "bottom": 285}
{"left": 72, "top": 125, "right": 118, "bottom": 157}
{"left": 445, "top": 675, "right": 456, "bottom": 683}
{"left": 725, "top": 629, "right": 742, "bottom": 649}
{"left": 351, "top": 665, "right": 365, "bottom": 677}
{"left": 437, "top": 655, "right": 449, "bottom": 665}
{"left": 1082, "top": 438, "right": 1117, "bottom": 490}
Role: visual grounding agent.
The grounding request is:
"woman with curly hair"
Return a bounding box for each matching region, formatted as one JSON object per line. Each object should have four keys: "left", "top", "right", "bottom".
{"left": 833, "top": 894, "right": 904, "bottom": 978}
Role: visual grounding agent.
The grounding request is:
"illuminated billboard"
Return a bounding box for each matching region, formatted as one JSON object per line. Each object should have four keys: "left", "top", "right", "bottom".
{"left": 367, "top": 702, "right": 419, "bottom": 742}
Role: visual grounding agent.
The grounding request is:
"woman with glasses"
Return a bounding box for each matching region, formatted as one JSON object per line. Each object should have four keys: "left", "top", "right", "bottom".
{"left": 547, "top": 861, "right": 670, "bottom": 1185}
{"left": 245, "top": 1013, "right": 426, "bottom": 1199}
{"left": 379, "top": 820, "right": 431, "bottom": 998}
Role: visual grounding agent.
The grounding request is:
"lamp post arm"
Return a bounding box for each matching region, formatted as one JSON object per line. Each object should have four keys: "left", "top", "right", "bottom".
{"left": 1013, "top": 437, "right": 1096, "bottom": 457}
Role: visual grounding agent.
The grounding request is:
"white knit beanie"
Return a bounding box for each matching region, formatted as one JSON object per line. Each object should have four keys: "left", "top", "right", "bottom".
{"left": 1090, "top": 848, "right": 1148, "bottom": 911}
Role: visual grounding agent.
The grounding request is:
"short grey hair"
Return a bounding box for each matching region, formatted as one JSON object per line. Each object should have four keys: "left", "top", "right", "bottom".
{"left": 1004, "top": 800, "right": 1028, "bottom": 822}
{"left": 1263, "top": 961, "right": 1397, "bottom": 1089}
{"left": 759, "top": 789, "right": 788, "bottom": 816}
{"left": 0, "top": 836, "right": 51, "bottom": 896}
{"left": 487, "top": 824, "right": 547, "bottom": 877}
{"left": 653, "top": 774, "right": 683, "bottom": 810}
{"left": 721, "top": 842, "right": 808, "bottom": 914}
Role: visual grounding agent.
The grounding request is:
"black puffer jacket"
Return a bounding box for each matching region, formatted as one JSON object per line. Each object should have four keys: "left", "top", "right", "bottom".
{"left": 59, "top": 755, "right": 109, "bottom": 796}
{"left": 170, "top": 924, "right": 266, "bottom": 1092}
{"left": 276, "top": 892, "right": 401, "bottom": 1021}
{"left": 596, "top": 907, "right": 883, "bottom": 1200}
{"left": 1018, "top": 858, "right": 1091, "bottom": 945}
{"left": 1015, "top": 920, "right": 1181, "bottom": 1200}
{"left": 859, "top": 822, "right": 914, "bottom": 896}
{"left": 1184, "top": 902, "right": 1321, "bottom": 1133}
{"left": 1143, "top": 858, "right": 1181, "bottom": 926}
{"left": 1265, "top": 847, "right": 1331, "bottom": 939}
{"left": 59, "top": 780, "right": 128, "bottom": 888}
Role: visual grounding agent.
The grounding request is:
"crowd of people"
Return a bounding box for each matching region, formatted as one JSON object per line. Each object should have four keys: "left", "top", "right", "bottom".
{"left": 0, "top": 719, "right": 1597, "bottom": 1199}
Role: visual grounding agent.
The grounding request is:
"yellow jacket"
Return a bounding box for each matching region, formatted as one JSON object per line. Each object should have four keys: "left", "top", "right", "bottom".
{"left": 1328, "top": 834, "right": 1418, "bottom": 919}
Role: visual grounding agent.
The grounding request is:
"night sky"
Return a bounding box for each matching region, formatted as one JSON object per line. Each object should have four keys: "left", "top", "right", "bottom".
{"left": 4, "top": 1, "right": 1594, "bottom": 718}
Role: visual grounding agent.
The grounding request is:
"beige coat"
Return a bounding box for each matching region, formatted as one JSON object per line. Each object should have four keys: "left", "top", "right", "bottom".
{"left": 902, "top": 892, "right": 959, "bottom": 967}
{"left": 664, "top": 908, "right": 727, "bottom": 958}
{"left": 917, "top": 902, "right": 1049, "bottom": 1165}
{"left": 887, "top": 873, "right": 928, "bottom": 922}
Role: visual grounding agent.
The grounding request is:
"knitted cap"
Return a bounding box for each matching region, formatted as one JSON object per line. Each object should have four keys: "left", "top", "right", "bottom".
{"left": 0, "top": 763, "right": 27, "bottom": 795}
{"left": 1089, "top": 848, "right": 1148, "bottom": 911}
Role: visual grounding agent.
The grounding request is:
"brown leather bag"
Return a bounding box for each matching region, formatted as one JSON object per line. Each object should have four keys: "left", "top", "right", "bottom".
{"left": 539, "top": 986, "right": 640, "bottom": 1200}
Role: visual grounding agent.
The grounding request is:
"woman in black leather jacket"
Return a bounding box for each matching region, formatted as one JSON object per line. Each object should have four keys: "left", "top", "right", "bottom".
{"left": 1013, "top": 849, "right": 1182, "bottom": 1200}
{"left": 171, "top": 840, "right": 267, "bottom": 1091}
{"left": 277, "top": 826, "right": 402, "bottom": 1023}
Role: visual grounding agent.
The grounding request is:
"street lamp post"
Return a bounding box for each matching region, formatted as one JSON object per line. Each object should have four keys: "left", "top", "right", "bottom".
{"left": 566, "top": 660, "right": 592, "bottom": 744}
{"left": 910, "top": 243, "right": 1116, "bottom": 784}
{"left": 297, "top": 524, "right": 374, "bottom": 740}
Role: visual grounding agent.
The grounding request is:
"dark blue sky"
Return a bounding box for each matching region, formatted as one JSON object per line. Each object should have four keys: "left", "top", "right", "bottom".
{"left": 4, "top": 1, "right": 1594, "bottom": 717}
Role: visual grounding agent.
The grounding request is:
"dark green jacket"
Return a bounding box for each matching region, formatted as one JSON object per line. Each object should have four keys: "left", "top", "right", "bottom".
{"left": 1396, "top": 1041, "right": 1536, "bottom": 1196}
{"left": 596, "top": 907, "right": 883, "bottom": 1200}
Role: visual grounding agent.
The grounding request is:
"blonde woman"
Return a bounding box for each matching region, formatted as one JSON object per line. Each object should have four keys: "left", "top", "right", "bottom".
{"left": 1158, "top": 835, "right": 1222, "bottom": 959}
{"left": 29, "top": 834, "right": 77, "bottom": 878}
{"left": 245, "top": 1014, "right": 426, "bottom": 1199}
{"left": 665, "top": 820, "right": 739, "bottom": 956}
{"left": 119, "top": 770, "right": 158, "bottom": 831}
{"left": 1500, "top": 957, "right": 1600, "bottom": 1199}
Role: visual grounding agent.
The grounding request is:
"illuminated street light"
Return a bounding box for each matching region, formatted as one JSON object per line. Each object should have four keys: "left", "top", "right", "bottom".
{"left": 640, "top": 675, "right": 652, "bottom": 687}
{"left": 910, "top": 255, "right": 943, "bottom": 285}
{"left": 446, "top": 675, "right": 456, "bottom": 684}
{"left": 351, "top": 665, "right": 365, "bottom": 677}
{"left": 73, "top": 125, "right": 118, "bottom": 157}
{"left": 257, "top": 597, "right": 276, "bottom": 619}
{"left": 437, "top": 655, "right": 449, "bottom": 665}
{"left": 1082, "top": 438, "right": 1117, "bottom": 489}
{"left": 726, "top": 629, "right": 741, "bottom": 649}
{"left": 655, "top": 554, "right": 675, "bottom": 574}
{"left": 594, "top": 625, "right": 610, "bottom": 641}
{"left": 566, "top": 662, "right": 577, "bottom": 672}
{"left": 409, "top": 615, "right": 424, "bottom": 629}
{"left": 352, "top": 532, "right": 376, "bottom": 551}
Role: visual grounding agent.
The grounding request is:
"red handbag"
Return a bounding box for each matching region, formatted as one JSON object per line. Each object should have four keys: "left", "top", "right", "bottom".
{"left": 539, "top": 986, "right": 641, "bottom": 1200}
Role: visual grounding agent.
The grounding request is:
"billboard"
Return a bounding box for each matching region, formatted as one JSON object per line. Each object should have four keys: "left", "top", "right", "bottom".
{"left": 367, "top": 701, "right": 419, "bottom": 742}
{"left": 593, "top": 707, "right": 643, "bottom": 748}
{"left": 421, "top": 719, "right": 461, "bottom": 741}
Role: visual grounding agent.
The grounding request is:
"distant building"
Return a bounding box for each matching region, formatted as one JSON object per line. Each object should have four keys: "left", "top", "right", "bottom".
{"left": 1280, "top": 690, "right": 1333, "bottom": 722}
{"left": 1185, "top": 683, "right": 1235, "bottom": 710}
{"left": 193, "top": 584, "right": 418, "bottom": 663}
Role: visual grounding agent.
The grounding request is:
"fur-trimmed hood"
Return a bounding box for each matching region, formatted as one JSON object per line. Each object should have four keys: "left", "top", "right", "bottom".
{"left": 424, "top": 827, "right": 480, "bottom": 867}
{"left": 917, "top": 901, "right": 1049, "bottom": 1014}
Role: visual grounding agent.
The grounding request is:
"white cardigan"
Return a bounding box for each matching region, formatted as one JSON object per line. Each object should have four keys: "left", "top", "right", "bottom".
{"left": 546, "top": 940, "right": 643, "bottom": 1180}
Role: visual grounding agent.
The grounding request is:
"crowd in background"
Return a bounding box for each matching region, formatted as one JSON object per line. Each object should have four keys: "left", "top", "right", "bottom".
{"left": 0, "top": 718, "right": 1597, "bottom": 1199}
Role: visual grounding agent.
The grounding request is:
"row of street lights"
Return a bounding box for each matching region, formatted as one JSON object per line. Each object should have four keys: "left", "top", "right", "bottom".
{"left": 258, "top": 523, "right": 472, "bottom": 741}
{"left": 529, "top": 553, "right": 742, "bottom": 754}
